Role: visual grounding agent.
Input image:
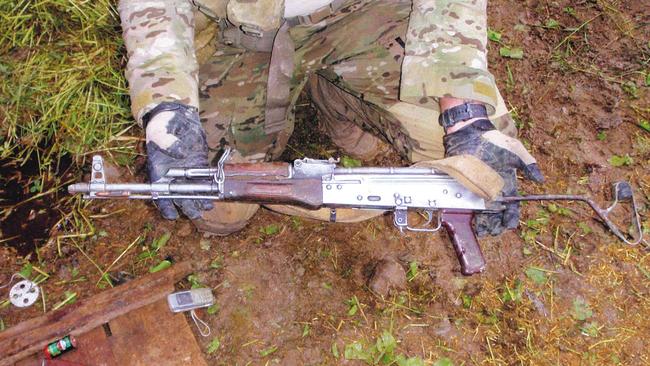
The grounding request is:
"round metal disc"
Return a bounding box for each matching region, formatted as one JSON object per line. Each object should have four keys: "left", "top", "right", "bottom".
{"left": 9, "top": 280, "right": 39, "bottom": 308}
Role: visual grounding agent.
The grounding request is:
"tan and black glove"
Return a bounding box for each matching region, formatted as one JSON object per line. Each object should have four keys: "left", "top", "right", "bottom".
{"left": 144, "top": 102, "right": 214, "bottom": 220}
{"left": 443, "top": 119, "right": 544, "bottom": 236}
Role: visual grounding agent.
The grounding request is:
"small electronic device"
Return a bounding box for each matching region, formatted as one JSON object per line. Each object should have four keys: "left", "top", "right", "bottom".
{"left": 167, "top": 288, "right": 215, "bottom": 313}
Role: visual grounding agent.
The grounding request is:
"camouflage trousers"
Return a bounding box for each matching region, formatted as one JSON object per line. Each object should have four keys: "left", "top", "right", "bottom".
{"left": 198, "top": 0, "right": 515, "bottom": 165}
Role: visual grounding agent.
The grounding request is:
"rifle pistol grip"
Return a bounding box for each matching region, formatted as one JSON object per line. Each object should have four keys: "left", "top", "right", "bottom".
{"left": 440, "top": 209, "right": 486, "bottom": 276}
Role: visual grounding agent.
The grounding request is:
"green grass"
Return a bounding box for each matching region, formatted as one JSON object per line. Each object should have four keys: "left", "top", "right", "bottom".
{"left": 0, "top": 0, "right": 135, "bottom": 176}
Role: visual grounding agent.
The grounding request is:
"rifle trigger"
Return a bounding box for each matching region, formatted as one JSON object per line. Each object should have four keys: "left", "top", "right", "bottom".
{"left": 407, "top": 210, "right": 442, "bottom": 233}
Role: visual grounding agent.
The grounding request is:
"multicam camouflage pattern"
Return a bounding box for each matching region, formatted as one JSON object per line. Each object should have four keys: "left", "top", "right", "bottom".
{"left": 401, "top": 0, "right": 499, "bottom": 113}
{"left": 119, "top": 0, "right": 513, "bottom": 162}
{"left": 197, "top": 46, "right": 276, "bottom": 162}
{"left": 118, "top": 0, "right": 200, "bottom": 124}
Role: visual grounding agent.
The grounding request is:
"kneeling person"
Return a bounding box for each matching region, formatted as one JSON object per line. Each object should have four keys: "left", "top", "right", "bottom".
{"left": 118, "top": 0, "right": 543, "bottom": 235}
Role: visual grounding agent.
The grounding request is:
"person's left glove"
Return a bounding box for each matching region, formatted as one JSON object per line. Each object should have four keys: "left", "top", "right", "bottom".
{"left": 144, "top": 102, "right": 214, "bottom": 220}
{"left": 444, "top": 119, "right": 544, "bottom": 236}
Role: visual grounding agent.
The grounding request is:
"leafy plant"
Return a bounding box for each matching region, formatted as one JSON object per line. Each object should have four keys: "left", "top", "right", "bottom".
{"left": 638, "top": 119, "right": 650, "bottom": 132}
{"left": 19, "top": 263, "right": 33, "bottom": 278}
{"left": 461, "top": 294, "right": 473, "bottom": 309}
{"left": 346, "top": 296, "right": 361, "bottom": 316}
{"left": 580, "top": 321, "right": 600, "bottom": 337}
{"left": 572, "top": 298, "right": 593, "bottom": 321}
{"left": 502, "top": 279, "right": 524, "bottom": 303}
{"left": 545, "top": 19, "right": 560, "bottom": 29}
{"left": 187, "top": 274, "right": 204, "bottom": 289}
{"left": 499, "top": 47, "right": 524, "bottom": 59}
{"left": 29, "top": 179, "right": 43, "bottom": 193}
{"left": 547, "top": 203, "right": 571, "bottom": 216}
{"left": 210, "top": 257, "right": 223, "bottom": 269}
{"left": 488, "top": 29, "right": 502, "bottom": 42}
{"left": 621, "top": 81, "right": 638, "bottom": 99}
{"left": 151, "top": 232, "right": 171, "bottom": 251}
{"left": 577, "top": 222, "right": 593, "bottom": 235}
{"left": 52, "top": 291, "right": 77, "bottom": 310}
{"left": 206, "top": 337, "right": 220, "bottom": 354}
{"left": 396, "top": 356, "right": 427, "bottom": 366}
{"left": 260, "top": 223, "right": 281, "bottom": 235}
{"left": 407, "top": 261, "right": 418, "bottom": 282}
{"left": 260, "top": 345, "right": 278, "bottom": 357}
{"left": 563, "top": 7, "right": 576, "bottom": 16}
{"left": 207, "top": 304, "right": 220, "bottom": 315}
{"left": 149, "top": 259, "right": 172, "bottom": 273}
{"left": 374, "top": 331, "right": 397, "bottom": 363}
{"left": 138, "top": 232, "right": 172, "bottom": 262}
{"left": 608, "top": 154, "right": 633, "bottom": 167}
{"left": 433, "top": 358, "right": 454, "bottom": 366}
{"left": 332, "top": 343, "right": 340, "bottom": 358}
{"left": 525, "top": 267, "right": 547, "bottom": 285}
{"left": 345, "top": 341, "right": 372, "bottom": 363}
{"left": 341, "top": 156, "right": 362, "bottom": 168}
{"left": 344, "top": 331, "right": 427, "bottom": 365}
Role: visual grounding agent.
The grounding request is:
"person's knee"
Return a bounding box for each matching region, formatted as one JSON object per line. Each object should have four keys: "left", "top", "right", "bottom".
{"left": 192, "top": 202, "right": 259, "bottom": 236}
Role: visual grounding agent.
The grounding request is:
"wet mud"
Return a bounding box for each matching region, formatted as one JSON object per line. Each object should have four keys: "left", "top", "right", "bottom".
{"left": 0, "top": 154, "right": 72, "bottom": 256}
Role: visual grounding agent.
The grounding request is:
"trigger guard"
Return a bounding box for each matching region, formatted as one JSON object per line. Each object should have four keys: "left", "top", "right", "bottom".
{"left": 407, "top": 210, "right": 443, "bottom": 233}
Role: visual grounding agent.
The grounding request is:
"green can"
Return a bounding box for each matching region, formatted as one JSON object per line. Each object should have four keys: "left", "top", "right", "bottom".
{"left": 44, "top": 335, "right": 77, "bottom": 359}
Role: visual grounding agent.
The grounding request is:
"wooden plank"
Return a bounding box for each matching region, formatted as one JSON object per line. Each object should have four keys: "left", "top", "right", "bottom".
{"left": 67, "top": 326, "right": 118, "bottom": 366}
{"left": 15, "top": 326, "right": 119, "bottom": 366}
{"left": 13, "top": 298, "right": 207, "bottom": 366}
{"left": 107, "top": 300, "right": 207, "bottom": 366}
{"left": 0, "top": 261, "right": 194, "bottom": 366}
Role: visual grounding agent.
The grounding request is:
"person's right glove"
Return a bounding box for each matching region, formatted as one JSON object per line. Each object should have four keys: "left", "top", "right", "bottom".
{"left": 144, "top": 102, "right": 214, "bottom": 220}
{"left": 443, "top": 119, "right": 544, "bottom": 236}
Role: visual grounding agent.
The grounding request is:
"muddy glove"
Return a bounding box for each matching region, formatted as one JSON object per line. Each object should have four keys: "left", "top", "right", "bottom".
{"left": 144, "top": 102, "right": 214, "bottom": 220}
{"left": 443, "top": 119, "right": 544, "bottom": 236}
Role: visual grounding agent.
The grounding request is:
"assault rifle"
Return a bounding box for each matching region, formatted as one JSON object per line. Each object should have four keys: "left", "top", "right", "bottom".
{"left": 68, "top": 149, "right": 643, "bottom": 275}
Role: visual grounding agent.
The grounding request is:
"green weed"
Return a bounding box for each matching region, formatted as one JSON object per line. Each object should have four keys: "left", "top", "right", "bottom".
{"left": 0, "top": 0, "right": 133, "bottom": 178}
{"left": 260, "top": 223, "right": 281, "bottom": 235}
{"left": 206, "top": 337, "right": 221, "bottom": 354}
{"left": 525, "top": 267, "right": 548, "bottom": 285}
{"left": 343, "top": 330, "right": 428, "bottom": 365}
{"left": 341, "top": 156, "right": 362, "bottom": 168}
{"left": 149, "top": 259, "right": 172, "bottom": 273}
{"left": 260, "top": 345, "right": 278, "bottom": 357}
{"left": 501, "top": 279, "right": 524, "bottom": 303}
{"left": 406, "top": 261, "right": 418, "bottom": 282}
{"left": 608, "top": 154, "right": 633, "bottom": 167}
{"left": 52, "top": 290, "right": 77, "bottom": 310}
{"left": 572, "top": 298, "right": 593, "bottom": 321}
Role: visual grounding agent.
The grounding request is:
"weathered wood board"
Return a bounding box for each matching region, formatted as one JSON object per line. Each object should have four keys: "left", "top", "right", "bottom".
{"left": 14, "top": 299, "right": 207, "bottom": 366}
{"left": 0, "top": 261, "right": 206, "bottom": 365}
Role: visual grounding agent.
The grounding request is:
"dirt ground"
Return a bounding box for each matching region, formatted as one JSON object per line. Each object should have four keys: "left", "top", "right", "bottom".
{"left": 1, "top": 0, "right": 649, "bottom": 365}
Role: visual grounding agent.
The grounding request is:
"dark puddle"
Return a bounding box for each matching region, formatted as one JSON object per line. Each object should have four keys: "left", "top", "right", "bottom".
{"left": 0, "top": 154, "right": 73, "bottom": 256}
